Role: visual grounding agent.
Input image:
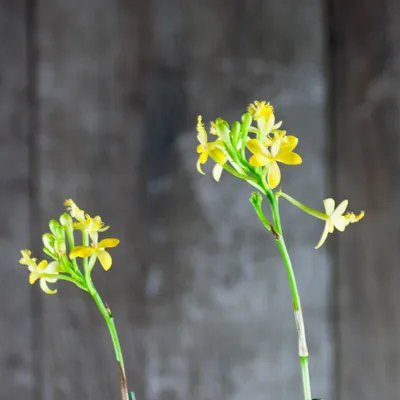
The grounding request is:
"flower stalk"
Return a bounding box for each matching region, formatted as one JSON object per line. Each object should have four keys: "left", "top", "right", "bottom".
{"left": 195, "top": 100, "right": 364, "bottom": 400}
{"left": 251, "top": 191, "right": 311, "bottom": 400}
{"left": 18, "top": 199, "right": 130, "bottom": 400}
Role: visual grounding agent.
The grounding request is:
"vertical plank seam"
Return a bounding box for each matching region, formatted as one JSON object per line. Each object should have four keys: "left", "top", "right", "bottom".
{"left": 25, "top": 0, "right": 42, "bottom": 399}
{"left": 324, "top": 0, "right": 341, "bottom": 398}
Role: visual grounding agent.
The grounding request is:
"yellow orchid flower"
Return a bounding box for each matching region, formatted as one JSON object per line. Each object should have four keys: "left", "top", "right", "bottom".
{"left": 73, "top": 214, "right": 109, "bottom": 244}
{"left": 248, "top": 101, "right": 274, "bottom": 121}
{"left": 344, "top": 211, "right": 365, "bottom": 223}
{"left": 19, "top": 250, "right": 60, "bottom": 294}
{"left": 196, "top": 116, "right": 227, "bottom": 178}
{"left": 247, "top": 136, "right": 302, "bottom": 188}
{"left": 64, "top": 199, "right": 86, "bottom": 222}
{"left": 70, "top": 238, "right": 120, "bottom": 271}
{"left": 247, "top": 101, "right": 280, "bottom": 140}
{"left": 315, "top": 199, "right": 364, "bottom": 249}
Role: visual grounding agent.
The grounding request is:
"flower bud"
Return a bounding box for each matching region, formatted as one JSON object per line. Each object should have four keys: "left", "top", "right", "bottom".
{"left": 42, "top": 233, "right": 55, "bottom": 251}
{"left": 215, "top": 118, "right": 231, "bottom": 143}
{"left": 230, "top": 121, "right": 241, "bottom": 146}
{"left": 249, "top": 192, "right": 263, "bottom": 209}
{"left": 49, "top": 219, "right": 65, "bottom": 239}
{"left": 59, "top": 213, "right": 73, "bottom": 232}
{"left": 43, "top": 247, "right": 57, "bottom": 260}
{"left": 240, "top": 112, "right": 252, "bottom": 141}
{"left": 54, "top": 238, "right": 66, "bottom": 256}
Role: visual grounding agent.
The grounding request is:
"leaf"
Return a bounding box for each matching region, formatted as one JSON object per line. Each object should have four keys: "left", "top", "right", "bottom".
{"left": 128, "top": 391, "right": 136, "bottom": 400}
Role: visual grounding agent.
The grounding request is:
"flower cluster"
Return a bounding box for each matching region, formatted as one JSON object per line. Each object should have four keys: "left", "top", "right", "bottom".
{"left": 19, "top": 200, "right": 119, "bottom": 294}
{"left": 195, "top": 100, "right": 364, "bottom": 247}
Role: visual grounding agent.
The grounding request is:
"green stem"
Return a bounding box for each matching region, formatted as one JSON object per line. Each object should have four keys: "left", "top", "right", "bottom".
{"left": 85, "top": 268, "right": 128, "bottom": 400}
{"left": 253, "top": 185, "right": 312, "bottom": 400}
{"left": 268, "top": 198, "right": 312, "bottom": 400}
{"left": 41, "top": 273, "right": 88, "bottom": 292}
{"left": 278, "top": 191, "right": 327, "bottom": 221}
{"left": 301, "top": 356, "right": 312, "bottom": 400}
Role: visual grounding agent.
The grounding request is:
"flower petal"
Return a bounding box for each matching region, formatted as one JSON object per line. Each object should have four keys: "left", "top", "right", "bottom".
{"left": 196, "top": 158, "right": 205, "bottom": 175}
{"left": 315, "top": 222, "right": 329, "bottom": 249}
{"left": 212, "top": 164, "right": 224, "bottom": 182}
{"left": 333, "top": 199, "right": 348, "bottom": 217}
{"left": 270, "top": 138, "right": 281, "bottom": 158}
{"left": 327, "top": 219, "right": 335, "bottom": 233}
{"left": 210, "top": 147, "right": 227, "bottom": 165}
{"left": 46, "top": 261, "right": 59, "bottom": 275}
{"left": 249, "top": 154, "right": 269, "bottom": 167}
{"left": 323, "top": 198, "right": 335, "bottom": 215}
{"left": 98, "top": 238, "right": 120, "bottom": 249}
{"left": 276, "top": 151, "right": 302, "bottom": 165}
{"left": 333, "top": 216, "right": 348, "bottom": 232}
{"left": 267, "top": 161, "right": 281, "bottom": 189}
{"left": 199, "top": 151, "right": 208, "bottom": 164}
{"left": 40, "top": 278, "right": 57, "bottom": 295}
{"left": 97, "top": 250, "right": 112, "bottom": 271}
{"left": 29, "top": 271, "right": 40, "bottom": 284}
{"left": 196, "top": 144, "right": 205, "bottom": 153}
{"left": 196, "top": 116, "right": 208, "bottom": 147}
{"left": 247, "top": 139, "right": 269, "bottom": 157}
{"left": 70, "top": 246, "right": 95, "bottom": 259}
{"left": 280, "top": 136, "right": 298, "bottom": 153}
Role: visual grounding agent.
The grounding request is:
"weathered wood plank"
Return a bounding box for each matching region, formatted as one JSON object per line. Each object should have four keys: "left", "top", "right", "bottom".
{"left": 36, "top": 1, "right": 145, "bottom": 399}
{"left": 0, "top": 1, "right": 33, "bottom": 398}
{"left": 329, "top": 0, "right": 400, "bottom": 398}
{"left": 142, "top": 1, "right": 331, "bottom": 399}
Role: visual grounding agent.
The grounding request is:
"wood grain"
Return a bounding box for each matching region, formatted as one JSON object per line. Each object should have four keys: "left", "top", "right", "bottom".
{"left": 329, "top": 0, "right": 400, "bottom": 398}
{"left": 0, "top": 1, "right": 33, "bottom": 399}
{"left": 35, "top": 1, "right": 145, "bottom": 399}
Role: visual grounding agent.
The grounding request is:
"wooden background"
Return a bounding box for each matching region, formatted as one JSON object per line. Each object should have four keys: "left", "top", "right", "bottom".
{"left": 0, "top": 0, "right": 398, "bottom": 399}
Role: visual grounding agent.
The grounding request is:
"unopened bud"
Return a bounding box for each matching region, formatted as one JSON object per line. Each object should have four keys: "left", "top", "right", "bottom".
{"left": 49, "top": 219, "right": 65, "bottom": 239}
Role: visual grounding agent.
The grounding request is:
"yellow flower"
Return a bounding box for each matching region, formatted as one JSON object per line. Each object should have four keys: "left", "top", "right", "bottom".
{"left": 247, "top": 101, "right": 279, "bottom": 140}
{"left": 210, "top": 121, "right": 218, "bottom": 136}
{"left": 344, "top": 211, "right": 365, "bottom": 223}
{"left": 247, "top": 136, "right": 302, "bottom": 188}
{"left": 73, "top": 215, "right": 109, "bottom": 244}
{"left": 19, "top": 250, "right": 60, "bottom": 294}
{"left": 315, "top": 199, "right": 364, "bottom": 249}
{"left": 196, "top": 116, "right": 227, "bottom": 177}
{"left": 70, "top": 238, "right": 120, "bottom": 271}
{"left": 248, "top": 101, "right": 274, "bottom": 121}
{"left": 64, "top": 199, "right": 85, "bottom": 222}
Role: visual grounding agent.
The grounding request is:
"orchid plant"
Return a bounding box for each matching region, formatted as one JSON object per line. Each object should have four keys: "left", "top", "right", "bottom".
{"left": 19, "top": 200, "right": 135, "bottom": 400}
{"left": 196, "top": 101, "right": 364, "bottom": 400}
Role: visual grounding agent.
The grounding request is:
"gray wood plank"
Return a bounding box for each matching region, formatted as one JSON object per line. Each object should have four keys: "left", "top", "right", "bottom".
{"left": 36, "top": 1, "right": 145, "bottom": 399}
{"left": 0, "top": 1, "right": 33, "bottom": 398}
{"left": 33, "top": 0, "right": 330, "bottom": 399}
{"left": 329, "top": 0, "right": 400, "bottom": 398}
{"left": 143, "top": 1, "right": 331, "bottom": 399}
